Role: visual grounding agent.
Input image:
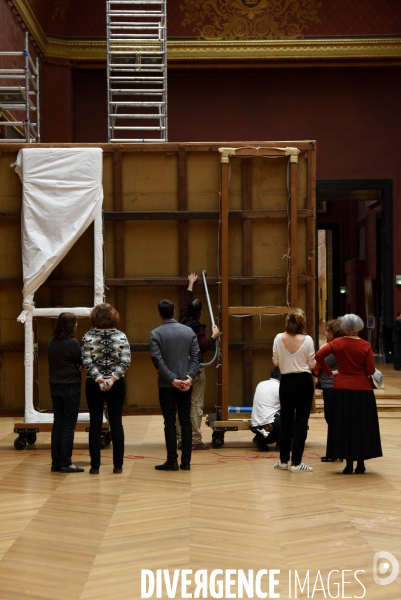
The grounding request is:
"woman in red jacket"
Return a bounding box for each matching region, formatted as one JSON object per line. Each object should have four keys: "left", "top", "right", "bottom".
{"left": 315, "top": 313, "right": 382, "bottom": 474}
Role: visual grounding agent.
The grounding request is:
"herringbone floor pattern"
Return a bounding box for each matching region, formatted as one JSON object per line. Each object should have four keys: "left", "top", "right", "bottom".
{"left": 0, "top": 414, "right": 400, "bottom": 599}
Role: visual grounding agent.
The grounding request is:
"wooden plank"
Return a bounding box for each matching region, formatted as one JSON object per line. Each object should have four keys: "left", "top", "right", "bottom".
{"left": 0, "top": 209, "right": 314, "bottom": 221}
{"left": 307, "top": 146, "right": 317, "bottom": 341}
{"left": 0, "top": 275, "right": 315, "bottom": 288}
{"left": 289, "top": 160, "right": 298, "bottom": 307}
{"left": 0, "top": 140, "right": 315, "bottom": 152}
{"left": 103, "top": 209, "right": 313, "bottom": 220}
{"left": 228, "top": 306, "right": 292, "bottom": 315}
{"left": 232, "top": 147, "right": 288, "bottom": 157}
{"left": 213, "top": 420, "right": 252, "bottom": 429}
{"left": 113, "top": 150, "right": 126, "bottom": 331}
{"left": 220, "top": 160, "right": 230, "bottom": 420}
{"left": 177, "top": 146, "right": 188, "bottom": 279}
{"left": 14, "top": 422, "right": 109, "bottom": 432}
{"left": 242, "top": 159, "right": 254, "bottom": 406}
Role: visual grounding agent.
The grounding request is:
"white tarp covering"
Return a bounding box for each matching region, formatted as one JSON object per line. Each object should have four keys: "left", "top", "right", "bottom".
{"left": 14, "top": 148, "right": 104, "bottom": 422}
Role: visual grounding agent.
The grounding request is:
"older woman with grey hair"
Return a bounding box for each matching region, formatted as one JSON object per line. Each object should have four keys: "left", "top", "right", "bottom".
{"left": 315, "top": 313, "right": 382, "bottom": 474}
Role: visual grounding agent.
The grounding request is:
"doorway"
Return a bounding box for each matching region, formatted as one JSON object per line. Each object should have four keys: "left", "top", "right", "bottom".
{"left": 316, "top": 179, "right": 393, "bottom": 354}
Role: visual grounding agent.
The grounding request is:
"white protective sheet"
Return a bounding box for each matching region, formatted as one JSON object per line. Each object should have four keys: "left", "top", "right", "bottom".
{"left": 15, "top": 148, "right": 104, "bottom": 422}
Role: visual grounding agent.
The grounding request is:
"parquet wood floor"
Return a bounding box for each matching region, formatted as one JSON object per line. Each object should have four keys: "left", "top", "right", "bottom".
{"left": 0, "top": 413, "right": 400, "bottom": 599}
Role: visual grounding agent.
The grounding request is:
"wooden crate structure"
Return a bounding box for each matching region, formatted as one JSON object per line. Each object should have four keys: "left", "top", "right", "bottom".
{"left": 0, "top": 142, "right": 316, "bottom": 417}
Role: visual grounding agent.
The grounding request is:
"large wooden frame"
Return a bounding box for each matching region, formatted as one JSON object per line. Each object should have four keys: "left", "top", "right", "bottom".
{"left": 0, "top": 141, "right": 316, "bottom": 417}
{"left": 217, "top": 145, "right": 316, "bottom": 423}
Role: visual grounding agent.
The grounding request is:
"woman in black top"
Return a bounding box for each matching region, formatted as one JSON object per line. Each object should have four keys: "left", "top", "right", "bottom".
{"left": 48, "top": 312, "right": 84, "bottom": 473}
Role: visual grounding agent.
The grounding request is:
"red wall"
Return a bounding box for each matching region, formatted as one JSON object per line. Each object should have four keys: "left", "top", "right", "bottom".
{"left": 166, "top": 66, "right": 401, "bottom": 312}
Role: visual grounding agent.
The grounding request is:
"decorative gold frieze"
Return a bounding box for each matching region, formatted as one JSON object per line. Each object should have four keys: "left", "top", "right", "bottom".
{"left": 9, "top": 0, "right": 401, "bottom": 65}
{"left": 179, "top": 0, "right": 322, "bottom": 40}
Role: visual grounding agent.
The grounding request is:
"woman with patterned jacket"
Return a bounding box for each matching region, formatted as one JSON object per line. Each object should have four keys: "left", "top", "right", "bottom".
{"left": 82, "top": 303, "right": 131, "bottom": 474}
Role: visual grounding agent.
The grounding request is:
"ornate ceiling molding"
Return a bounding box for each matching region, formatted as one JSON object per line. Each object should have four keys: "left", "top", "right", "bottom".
{"left": 167, "top": 38, "right": 401, "bottom": 65}
{"left": 9, "top": 0, "right": 401, "bottom": 66}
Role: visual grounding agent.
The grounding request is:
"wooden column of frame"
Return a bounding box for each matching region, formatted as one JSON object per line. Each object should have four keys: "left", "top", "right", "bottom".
{"left": 219, "top": 160, "right": 230, "bottom": 413}
{"left": 307, "top": 146, "right": 317, "bottom": 413}
{"left": 113, "top": 150, "right": 126, "bottom": 331}
{"left": 307, "top": 146, "right": 317, "bottom": 339}
{"left": 242, "top": 159, "right": 253, "bottom": 406}
{"left": 289, "top": 159, "right": 298, "bottom": 308}
{"left": 178, "top": 146, "right": 189, "bottom": 287}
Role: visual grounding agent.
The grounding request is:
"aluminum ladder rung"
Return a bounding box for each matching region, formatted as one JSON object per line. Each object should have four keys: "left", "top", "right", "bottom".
{"left": 110, "top": 101, "right": 165, "bottom": 106}
{"left": 109, "top": 25, "right": 161, "bottom": 30}
{"left": 111, "top": 126, "right": 166, "bottom": 130}
{"left": 108, "top": 22, "right": 164, "bottom": 26}
{"left": 109, "top": 35, "right": 160, "bottom": 39}
{"left": 109, "top": 11, "right": 163, "bottom": 17}
{"left": 109, "top": 77, "right": 164, "bottom": 81}
{"left": 110, "top": 90, "right": 163, "bottom": 94}
{"left": 108, "top": 1, "right": 164, "bottom": 4}
{"left": 110, "top": 114, "right": 166, "bottom": 119}
{"left": 110, "top": 91, "right": 165, "bottom": 95}
{"left": 109, "top": 138, "right": 166, "bottom": 142}
{"left": 109, "top": 48, "right": 163, "bottom": 52}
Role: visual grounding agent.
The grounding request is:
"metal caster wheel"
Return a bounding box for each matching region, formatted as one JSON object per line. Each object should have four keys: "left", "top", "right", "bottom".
{"left": 26, "top": 433, "right": 37, "bottom": 446}
{"left": 14, "top": 436, "right": 27, "bottom": 450}
{"left": 211, "top": 431, "right": 225, "bottom": 448}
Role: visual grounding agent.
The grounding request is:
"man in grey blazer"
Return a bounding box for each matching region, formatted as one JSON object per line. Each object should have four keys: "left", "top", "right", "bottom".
{"left": 150, "top": 299, "right": 200, "bottom": 471}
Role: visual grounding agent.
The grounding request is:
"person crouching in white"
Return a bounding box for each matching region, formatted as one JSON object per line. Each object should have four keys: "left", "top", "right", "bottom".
{"left": 250, "top": 367, "right": 281, "bottom": 451}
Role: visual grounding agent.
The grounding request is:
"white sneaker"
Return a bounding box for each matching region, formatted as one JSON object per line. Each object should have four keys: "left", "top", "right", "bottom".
{"left": 290, "top": 462, "right": 313, "bottom": 472}
{"left": 274, "top": 461, "right": 288, "bottom": 470}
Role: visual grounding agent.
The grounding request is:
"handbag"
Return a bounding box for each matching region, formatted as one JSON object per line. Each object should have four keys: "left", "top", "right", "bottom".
{"left": 370, "top": 368, "right": 384, "bottom": 390}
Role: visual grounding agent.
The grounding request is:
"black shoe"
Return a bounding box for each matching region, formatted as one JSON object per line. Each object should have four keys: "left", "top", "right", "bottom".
{"left": 51, "top": 465, "right": 61, "bottom": 472}
{"left": 113, "top": 467, "right": 122, "bottom": 474}
{"left": 89, "top": 468, "right": 99, "bottom": 474}
{"left": 155, "top": 461, "right": 179, "bottom": 471}
{"left": 180, "top": 463, "right": 190, "bottom": 471}
{"left": 60, "top": 465, "right": 85, "bottom": 473}
{"left": 252, "top": 436, "right": 267, "bottom": 451}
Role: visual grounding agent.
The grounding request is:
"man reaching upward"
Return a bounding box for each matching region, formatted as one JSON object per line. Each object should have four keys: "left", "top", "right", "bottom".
{"left": 177, "top": 273, "right": 219, "bottom": 450}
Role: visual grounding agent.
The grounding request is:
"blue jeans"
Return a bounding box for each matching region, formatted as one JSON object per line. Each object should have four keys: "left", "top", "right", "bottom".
{"left": 50, "top": 384, "right": 81, "bottom": 469}
{"left": 86, "top": 377, "right": 126, "bottom": 469}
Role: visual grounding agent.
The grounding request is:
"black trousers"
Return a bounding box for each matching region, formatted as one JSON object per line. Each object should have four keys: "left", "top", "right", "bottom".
{"left": 322, "top": 386, "right": 334, "bottom": 456}
{"left": 322, "top": 387, "right": 333, "bottom": 426}
{"left": 279, "top": 372, "right": 314, "bottom": 466}
{"left": 394, "top": 342, "right": 401, "bottom": 370}
{"left": 50, "top": 383, "right": 81, "bottom": 469}
{"left": 86, "top": 377, "right": 126, "bottom": 469}
{"left": 159, "top": 386, "right": 192, "bottom": 465}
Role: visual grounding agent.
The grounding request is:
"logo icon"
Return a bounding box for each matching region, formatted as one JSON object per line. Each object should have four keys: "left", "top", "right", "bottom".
{"left": 373, "top": 551, "right": 399, "bottom": 586}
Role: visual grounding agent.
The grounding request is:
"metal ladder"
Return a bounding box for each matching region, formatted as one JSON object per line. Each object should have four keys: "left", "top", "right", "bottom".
{"left": 106, "top": 0, "right": 167, "bottom": 142}
{"left": 0, "top": 32, "right": 40, "bottom": 143}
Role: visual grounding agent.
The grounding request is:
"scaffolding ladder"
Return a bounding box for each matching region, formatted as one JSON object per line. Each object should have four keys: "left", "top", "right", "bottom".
{"left": 0, "top": 32, "right": 40, "bottom": 143}
{"left": 106, "top": 0, "right": 167, "bottom": 142}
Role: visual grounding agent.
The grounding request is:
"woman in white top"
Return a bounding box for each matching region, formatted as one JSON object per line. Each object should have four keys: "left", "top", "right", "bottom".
{"left": 272, "top": 307, "right": 316, "bottom": 472}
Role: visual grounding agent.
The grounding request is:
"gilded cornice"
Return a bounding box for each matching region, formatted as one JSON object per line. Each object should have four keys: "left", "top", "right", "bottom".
{"left": 10, "top": 1, "right": 401, "bottom": 66}
{"left": 167, "top": 38, "right": 401, "bottom": 65}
